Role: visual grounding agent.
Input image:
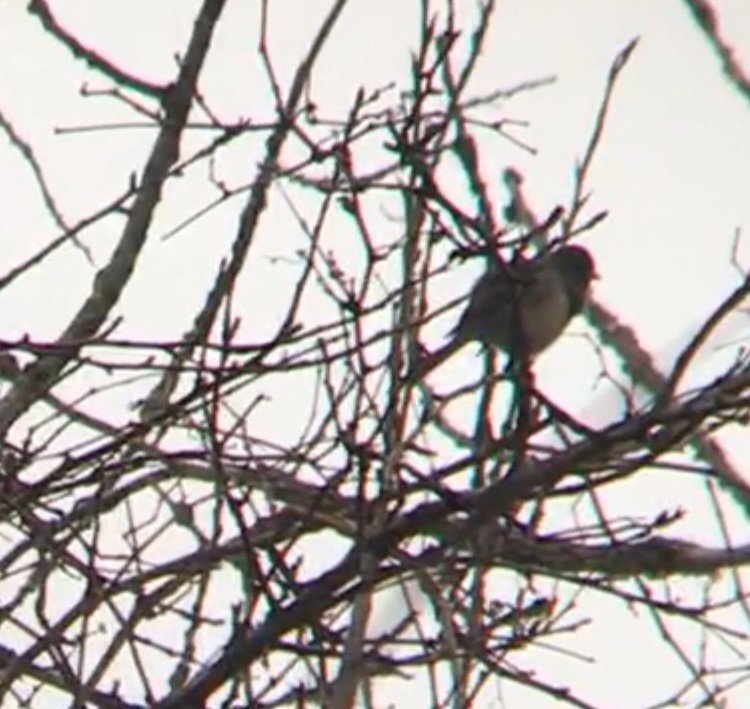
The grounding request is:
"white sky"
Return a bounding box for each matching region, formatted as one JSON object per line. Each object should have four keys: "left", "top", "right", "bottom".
{"left": 1, "top": 1, "right": 750, "bottom": 707}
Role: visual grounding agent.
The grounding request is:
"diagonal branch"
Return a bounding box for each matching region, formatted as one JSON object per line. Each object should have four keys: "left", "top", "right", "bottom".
{"left": 0, "top": 0, "right": 229, "bottom": 437}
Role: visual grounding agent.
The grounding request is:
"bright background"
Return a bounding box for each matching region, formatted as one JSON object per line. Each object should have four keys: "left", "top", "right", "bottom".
{"left": 1, "top": 1, "right": 750, "bottom": 707}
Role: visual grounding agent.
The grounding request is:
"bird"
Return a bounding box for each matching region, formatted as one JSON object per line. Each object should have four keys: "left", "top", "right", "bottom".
{"left": 407, "top": 245, "right": 596, "bottom": 381}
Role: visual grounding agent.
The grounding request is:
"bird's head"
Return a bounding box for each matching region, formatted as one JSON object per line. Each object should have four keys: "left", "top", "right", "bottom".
{"left": 551, "top": 245, "right": 597, "bottom": 313}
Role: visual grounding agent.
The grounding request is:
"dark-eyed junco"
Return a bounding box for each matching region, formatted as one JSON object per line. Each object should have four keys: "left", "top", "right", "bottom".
{"left": 408, "top": 245, "right": 596, "bottom": 380}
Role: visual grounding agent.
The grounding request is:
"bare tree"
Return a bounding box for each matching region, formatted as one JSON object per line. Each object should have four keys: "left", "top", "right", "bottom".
{"left": 1, "top": 1, "right": 749, "bottom": 708}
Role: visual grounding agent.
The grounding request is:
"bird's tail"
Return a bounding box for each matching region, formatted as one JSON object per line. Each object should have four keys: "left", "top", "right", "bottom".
{"left": 403, "top": 338, "right": 467, "bottom": 384}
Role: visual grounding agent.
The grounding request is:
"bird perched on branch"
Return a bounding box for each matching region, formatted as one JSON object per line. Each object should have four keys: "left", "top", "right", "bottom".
{"left": 407, "top": 245, "right": 596, "bottom": 381}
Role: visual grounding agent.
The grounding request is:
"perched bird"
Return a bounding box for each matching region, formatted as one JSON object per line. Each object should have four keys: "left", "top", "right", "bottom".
{"left": 408, "top": 245, "right": 596, "bottom": 380}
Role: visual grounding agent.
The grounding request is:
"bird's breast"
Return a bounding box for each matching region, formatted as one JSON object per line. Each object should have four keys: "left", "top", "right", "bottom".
{"left": 514, "top": 272, "right": 571, "bottom": 353}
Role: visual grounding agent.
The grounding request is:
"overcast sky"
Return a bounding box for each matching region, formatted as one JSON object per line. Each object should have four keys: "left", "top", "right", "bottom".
{"left": 1, "top": 1, "right": 750, "bottom": 707}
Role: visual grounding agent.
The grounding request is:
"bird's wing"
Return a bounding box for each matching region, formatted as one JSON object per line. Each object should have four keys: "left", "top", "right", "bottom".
{"left": 452, "top": 264, "right": 531, "bottom": 344}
